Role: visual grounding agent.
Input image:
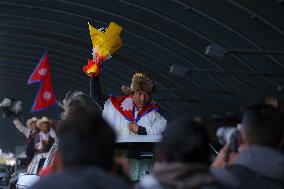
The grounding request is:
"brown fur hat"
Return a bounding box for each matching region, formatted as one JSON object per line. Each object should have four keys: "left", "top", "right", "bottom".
{"left": 121, "top": 72, "right": 155, "bottom": 95}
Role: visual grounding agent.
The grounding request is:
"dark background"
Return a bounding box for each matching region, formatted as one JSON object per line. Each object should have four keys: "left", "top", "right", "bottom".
{"left": 0, "top": 0, "right": 284, "bottom": 151}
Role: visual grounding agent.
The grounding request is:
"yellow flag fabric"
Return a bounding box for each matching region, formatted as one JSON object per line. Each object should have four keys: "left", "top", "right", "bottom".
{"left": 89, "top": 22, "right": 123, "bottom": 57}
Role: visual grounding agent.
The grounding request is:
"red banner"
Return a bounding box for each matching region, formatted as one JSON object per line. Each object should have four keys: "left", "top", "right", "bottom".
{"left": 28, "top": 51, "right": 56, "bottom": 112}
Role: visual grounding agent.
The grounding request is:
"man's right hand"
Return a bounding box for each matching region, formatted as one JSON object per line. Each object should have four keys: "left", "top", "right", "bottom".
{"left": 13, "top": 118, "right": 21, "bottom": 126}
{"left": 211, "top": 144, "right": 239, "bottom": 168}
{"left": 128, "top": 122, "right": 139, "bottom": 134}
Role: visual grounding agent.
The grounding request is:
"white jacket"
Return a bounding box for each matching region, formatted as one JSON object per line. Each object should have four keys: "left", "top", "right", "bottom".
{"left": 13, "top": 118, "right": 58, "bottom": 142}
{"left": 102, "top": 98, "right": 167, "bottom": 136}
{"left": 13, "top": 118, "right": 31, "bottom": 138}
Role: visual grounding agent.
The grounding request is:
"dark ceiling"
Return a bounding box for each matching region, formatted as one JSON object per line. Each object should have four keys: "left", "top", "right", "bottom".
{"left": 1, "top": 0, "right": 284, "bottom": 151}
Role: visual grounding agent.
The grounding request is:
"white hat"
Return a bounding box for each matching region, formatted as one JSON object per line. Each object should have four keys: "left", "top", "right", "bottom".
{"left": 36, "top": 116, "right": 51, "bottom": 129}
{"left": 26, "top": 117, "right": 38, "bottom": 129}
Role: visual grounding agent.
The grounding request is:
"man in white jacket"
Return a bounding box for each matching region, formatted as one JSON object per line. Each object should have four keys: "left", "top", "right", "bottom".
{"left": 13, "top": 117, "right": 57, "bottom": 143}
{"left": 94, "top": 72, "right": 167, "bottom": 136}
{"left": 13, "top": 117, "right": 38, "bottom": 138}
{"left": 93, "top": 72, "right": 167, "bottom": 180}
{"left": 13, "top": 117, "right": 40, "bottom": 163}
{"left": 34, "top": 116, "right": 56, "bottom": 153}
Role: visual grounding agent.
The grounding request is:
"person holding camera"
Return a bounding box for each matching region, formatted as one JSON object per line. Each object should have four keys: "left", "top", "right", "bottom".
{"left": 211, "top": 104, "right": 284, "bottom": 188}
{"left": 136, "top": 117, "right": 225, "bottom": 189}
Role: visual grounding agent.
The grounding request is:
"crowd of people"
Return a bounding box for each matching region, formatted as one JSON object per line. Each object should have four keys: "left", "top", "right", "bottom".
{"left": 5, "top": 72, "right": 284, "bottom": 189}
{"left": 12, "top": 116, "right": 57, "bottom": 164}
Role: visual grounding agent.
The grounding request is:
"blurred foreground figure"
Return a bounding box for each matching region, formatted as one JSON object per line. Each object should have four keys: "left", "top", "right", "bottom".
{"left": 211, "top": 104, "right": 284, "bottom": 189}
{"left": 31, "top": 91, "right": 129, "bottom": 189}
{"left": 136, "top": 117, "right": 224, "bottom": 189}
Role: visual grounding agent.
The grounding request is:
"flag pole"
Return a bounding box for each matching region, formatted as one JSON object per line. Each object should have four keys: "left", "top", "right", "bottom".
{"left": 55, "top": 103, "right": 60, "bottom": 120}
{"left": 89, "top": 77, "right": 93, "bottom": 98}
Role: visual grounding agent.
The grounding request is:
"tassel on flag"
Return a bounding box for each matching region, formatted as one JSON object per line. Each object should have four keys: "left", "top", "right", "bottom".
{"left": 28, "top": 51, "right": 56, "bottom": 112}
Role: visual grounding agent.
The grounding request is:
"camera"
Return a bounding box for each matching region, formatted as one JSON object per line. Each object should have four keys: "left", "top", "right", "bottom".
{"left": 216, "top": 126, "right": 240, "bottom": 153}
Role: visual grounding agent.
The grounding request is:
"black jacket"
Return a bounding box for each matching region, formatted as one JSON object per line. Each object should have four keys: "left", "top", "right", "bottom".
{"left": 211, "top": 145, "right": 284, "bottom": 188}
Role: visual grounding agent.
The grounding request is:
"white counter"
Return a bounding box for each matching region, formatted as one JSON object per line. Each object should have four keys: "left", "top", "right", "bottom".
{"left": 116, "top": 135, "right": 162, "bottom": 143}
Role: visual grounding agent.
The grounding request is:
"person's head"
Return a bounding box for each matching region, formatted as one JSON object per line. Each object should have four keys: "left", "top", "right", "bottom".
{"left": 122, "top": 72, "right": 155, "bottom": 108}
{"left": 26, "top": 117, "right": 38, "bottom": 130}
{"left": 157, "top": 116, "right": 210, "bottom": 164}
{"left": 30, "top": 121, "right": 37, "bottom": 130}
{"left": 241, "top": 104, "right": 284, "bottom": 148}
{"left": 58, "top": 90, "right": 101, "bottom": 120}
{"left": 56, "top": 106, "right": 116, "bottom": 171}
{"left": 41, "top": 122, "right": 50, "bottom": 133}
{"left": 36, "top": 117, "right": 51, "bottom": 133}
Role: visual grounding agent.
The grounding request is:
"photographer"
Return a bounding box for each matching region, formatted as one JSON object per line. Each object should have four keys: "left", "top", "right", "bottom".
{"left": 136, "top": 117, "right": 224, "bottom": 189}
{"left": 211, "top": 104, "right": 284, "bottom": 188}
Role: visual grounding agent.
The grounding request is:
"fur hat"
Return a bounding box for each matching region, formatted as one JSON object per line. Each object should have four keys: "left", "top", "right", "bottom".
{"left": 36, "top": 116, "right": 51, "bottom": 129}
{"left": 26, "top": 117, "right": 38, "bottom": 129}
{"left": 121, "top": 72, "right": 155, "bottom": 95}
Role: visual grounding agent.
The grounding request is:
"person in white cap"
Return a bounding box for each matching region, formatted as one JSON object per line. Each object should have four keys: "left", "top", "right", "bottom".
{"left": 13, "top": 117, "right": 40, "bottom": 162}
{"left": 34, "top": 116, "right": 56, "bottom": 153}
{"left": 13, "top": 117, "right": 39, "bottom": 138}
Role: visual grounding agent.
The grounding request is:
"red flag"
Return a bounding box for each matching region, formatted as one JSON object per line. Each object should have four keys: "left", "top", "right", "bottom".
{"left": 28, "top": 51, "right": 56, "bottom": 112}
{"left": 28, "top": 51, "right": 50, "bottom": 84}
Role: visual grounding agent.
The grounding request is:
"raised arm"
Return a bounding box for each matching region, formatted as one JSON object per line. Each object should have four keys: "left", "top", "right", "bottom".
{"left": 91, "top": 76, "right": 108, "bottom": 107}
{"left": 12, "top": 118, "right": 30, "bottom": 138}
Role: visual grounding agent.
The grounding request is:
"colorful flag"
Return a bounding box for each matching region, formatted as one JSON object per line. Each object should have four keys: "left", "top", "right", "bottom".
{"left": 28, "top": 51, "right": 56, "bottom": 112}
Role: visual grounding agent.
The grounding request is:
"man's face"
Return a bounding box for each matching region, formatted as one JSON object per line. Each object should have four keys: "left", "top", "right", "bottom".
{"left": 41, "top": 122, "right": 50, "bottom": 133}
{"left": 30, "top": 122, "right": 37, "bottom": 130}
{"left": 131, "top": 91, "right": 151, "bottom": 108}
